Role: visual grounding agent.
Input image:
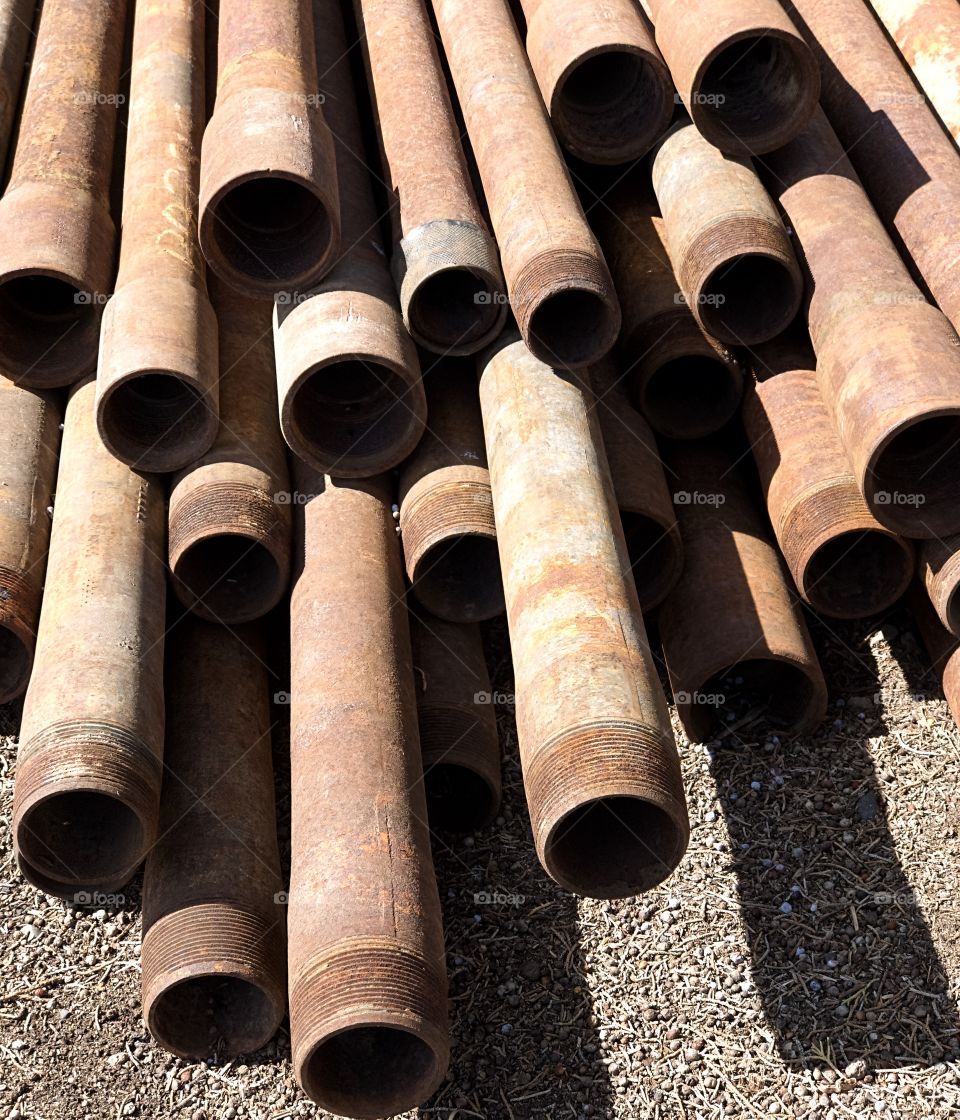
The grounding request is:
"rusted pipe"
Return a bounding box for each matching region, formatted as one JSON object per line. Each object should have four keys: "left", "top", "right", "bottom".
{"left": 761, "top": 108, "right": 960, "bottom": 539}
{"left": 650, "top": 121, "right": 803, "bottom": 347}
{"left": 478, "top": 333, "right": 688, "bottom": 897}
{"left": 595, "top": 181, "right": 743, "bottom": 438}
{"left": 12, "top": 377, "right": 166, "bottom": 898}
{"left": 274, "top": 0, "right": 425, "bottom": 478}
{"left": 288, "top": 471, "right": 448, "bottom": 1116}
{"left": 199, "top": 0, "right": 340, "bottom": 297}
{"left": 410, "top": 611, "right": 501, "bottom": 832}
{"left": 169, "top": 281, "right": 291, "bottom": 624}
{"left": 658, "top": 439, "right": 827, "bottom": 742}
{"left": 591, "top": 361, "right": 682, "bottom": 613}
{"left": 787, "top": 0, "right": 960, "bottom": 336}
{"left": 399, "top": 361, "right": 503, "bottom": 623}
{"left": 867, "top": 0, "right": 960, "bottom": 147}
{"left": 919, "top": 535, "right": 960, "bottom": 637}
{"left": 0, "top": 0, "right": 126, "bottom": 388}
{"left": 432, "top": 0, "right": 621, "bottom": 367}
{"left": 743, "top": 334, "right": 915, "bottom": 619}
{"left": 354, "top": 0, "right": 506, "bottom": 354}
{"left": 96, "top": 0, "right": 218, "bottom": 472}
{"left": 142, "top": 617, "right": 286, "bottom": 1060}
{"left": 517, "top": 0, "right": 672, "bottom": 164}
{"left": 908, "top": 582, "right": 960, "bottom": 728}
{"left": 0, "top": 379, "right": 61, "bottom": 704}
{"left": 0, "top": 1, "right": 35, "bottom": 170}
{"left": 643, "top": 0, "right": 819, "bottom": 155}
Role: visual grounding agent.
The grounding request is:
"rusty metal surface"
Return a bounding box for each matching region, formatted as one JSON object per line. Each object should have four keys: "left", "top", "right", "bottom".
{"left": 762, "top": 108, "right": 960, "bottom": 540}
{"left": 409, "top": 610, "right": 501, "bottom": 831}
{"left": 478, "top": 332, "right": 688, "bottom": 898}
{"left": 788, "top": 0, "right": 960, "bottom": 336}
{"left": 399, "top": 361, "right": 503, "bottom": 623}
{"left": 909, "top": 581, "right": 960, "bottom": 728}
{"left": 919, "top": 534, "right": 960, "bottom": 637}
{"left": 743, "top": 334, "right": 915, "bottom": 619}
{"left": 273, "top": 0, "right": 425, "bottom": 478}
{"left": 288, "top": 470, "right": 449, "bottom": 1115}
{"left": 519, "top": 0, "right": 672, "bottom": 164}
{"left": 0, "top": 0, "right": 126, "bottom": 388}
{"left": 658, "top": 439, "right": 828, "bottom": 742}
{"left": 96, "top": 0, "right": 218, "bottom": 473}
{"left": 12, "top": 377, "right": 166, "bottom": 899}
{"left": 0, "top": 1, "right": 35, "bottom": 169}
{"left": 0, "top": 379, "right": 61, "bottom": 703}
{"left": 431, "top": 0, "right": 621, "bottom": 367}
{"left": 199, "top": 0, "right": 340, "bottom": 297}
{"left": 645, "top": 0, "right": 819, "bottom": 154}
{"left": 355, "top": 0, "right": 506, "bottom": 354}
{"left": 595, "top": 181, "right": 743, "bottom": 438}
{"left": 169, "top": 280, "right": 291, "bottom": 624}
{"left": 142, "top": 617, "right": 286, "bottom": 1060}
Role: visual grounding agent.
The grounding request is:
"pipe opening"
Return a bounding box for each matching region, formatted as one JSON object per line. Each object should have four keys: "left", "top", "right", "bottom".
{"left": 0, "top": 274, "right": 99, "bottom": 379}
{"left": 620, "top": 512, "right": 679, "bottom": 609}
{"left": 871, "top": 415, "right": 960, "bottom": 536}
{"left": 302, "top": 1025, "right": 440, "bottom": 1119}
{"left": 637, "top": 354, "right": 741, "bottom": 437}
{"left": 546, "top": 796, "right": 683, "bottom": 896}
{"left": 803, "top": 530, "right": 912, "bottom": 618}
{"left": 412, "top": 534, "right": 504, "bottom": 622}
{"left": 19, "top": 791, "right": 143, "bottom": 887}
{"left": 699, "top": 255, "right": 799, "bottom": 344}
{"left": 149, "top": 974, "right": 278, "bottom": 1058}
{"left": 424, "top": 762, "right": 496, "bottom": 833}
{"left": 103, "top": 374, "right": 212, "bottom": 464}
{"left": 527, "top": 289, "right": 615, "bottom": 367}
{"left": 407, "top": 268, "right": 502, "bottom": 351}
{"left": 693, "top": 657, "right": 819, "bottom": 740}
{"left": 174, "top": 534, "right": 282, "bottom": 623}
{"left": 0, "top": 624, "right": 30, "bottom": 702}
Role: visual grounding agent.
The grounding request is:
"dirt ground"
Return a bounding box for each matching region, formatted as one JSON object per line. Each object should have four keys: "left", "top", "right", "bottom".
{"left": 1, "top": 607, "right": 959, "bottom": 1120}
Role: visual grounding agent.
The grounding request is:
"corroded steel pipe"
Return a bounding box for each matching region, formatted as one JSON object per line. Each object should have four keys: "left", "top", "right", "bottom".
{"left": 12, "top": 377, "right": 166, "bottom": 898}
{"left": 919, "top": 535, "right": 960, "bottom": 637}
{"left": 0, "top": 0, "right": 126, "bottom": 388}
{"left": 644, "top": 0, "right": 819, "bottom": 155}
{"left": 650, "top": 121, "right": 803, "bottom": 347}
{"left": 658, "top": 440, "right": 827, "bottom": 742}
{"left": 591, "top": 361, "right": 682, "bottom": 613}
{"left": 274, "top": 0, "right": 424, "bottom": 477}
{"left": 169, "top": 282, "right": 291, "bottom": 624}
{"left": 0, "top": 380, "right": 61, "bottom": 704}
{"left": 787, "top": 0, "right": 960, "bottom": 335}
{"left": 199, "top": 0, "right": 339, "bottom": 297}
{"left": 354, "top": 0, "right": 506, "bottom": 354}
{"left": 517, "top": 0, "right": 672, "bottom": 164}
{"left": 409, "top": 611, "right": 501, "bottom": 832}
{"left": 867, "top": 0, "right": 960, "bottom": 147}
{"left": 432, "top": 0, "right": 620, "bottom": 367}
{"left": 595, "top": 182, "right": 743, "bottom": 438}
{"left": 399, "top": 362, "right": 503, "bottom": 623}
{"left": 762, "top": 109, "right": 960, "bottom": 539}
{"left": 96, "top": 0, "right": 218, "bottom": 473}
{"left": 0, "top": 1, "right": 35, "bottom": 170}
{"left": 909, "top": 583, "right": 960, "bottom": 727}
{"left": 478, "top": 333, "right": 688, "bottom": 898}
{"left": 289, "top": 471, "right": 448, "bottom": 1116}
{"left": 743, "top": 335, "right": 915, "bottom": 619}
{"left": 142, "top": 618, "right": 286, "bottom": 1060}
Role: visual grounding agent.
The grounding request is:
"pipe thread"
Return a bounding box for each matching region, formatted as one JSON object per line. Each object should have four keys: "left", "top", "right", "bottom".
{"left": 169, "top": 480, "right": 287, "bottom": 566}
{"left": 400, "top": 476, "right": 496, "bottom": 582}
{"left": 0, "top": 564, "right": 41, "bottom": 631}
{"left": 511, "top": 247, "right": 614, "bottom": 334}
{"left": 418, "top": 703, "right": 500, "bottom": 787}
{"left": 679, "top": 214, "right": 794, "bottom": 300}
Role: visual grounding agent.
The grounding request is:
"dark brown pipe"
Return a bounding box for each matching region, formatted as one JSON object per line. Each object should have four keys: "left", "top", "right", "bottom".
{"left": 595, "top": 181, "right": 743, "bottom": 438}
{"left": 591, "top": 361, "right": 682, "bottom": 613}
{"left": 909, "top": 582, "right": 960, "bottom": 728}
{"left": 658, "top": 439, "right": 827, "bottom": 742}
{"left": 0, "top": 1, "right": 35, "bottom": 169}
{"left": 787, "top": 0, "right": 960, "bottom": 337}
{"left": 919, "top": 536, "right": 960, "bottom": 637}
{"left": 12, "top": 377, "right": 166, "bottom": 898}
{"left": 0, "top": 0, "right": 126, "bottom": 388}
{"left": 142, "top": 617, "right": 286, "bottom": 1060}
{"left": 644, "top": 0, "right": 820, "bottom": 155}
{"left": 399, "top": 362, "right": 503, "bottom": 622}
{"left": 274, "top": 0, "right": 425, "bottom": 478}
{"left": 432, "top": 0, "right": 621, "bottom": 367}
{"left": 478, "top": 332, "right": 688, "bottom": 897}
{"left": 0, "top": 379, "right": 61, "bottom": 703}
{"left": 169, "top": 281, "right": 291, "bottom": 624}
{"left": 518, "top": 0, "right": 672, "bottom": 164}
{"left": 762, "top": 108, "right": 960, "bottom": 539}
{"left": 199, "top": 0, "right": 340, "bottom": 297}
{"left": 354, "top": 0, "right": 507, "bottom": 354}
{"left": 743, "top": 335, "right": 915, "bottom": 619}
{"left": 96, "top": 0, "right": 218, "bottom": 472}
{"left": 410, "top": 611, "right": 501, "bottom": 832}
{"left": 288, "top": 471, "right": 448, "bottom": 1116}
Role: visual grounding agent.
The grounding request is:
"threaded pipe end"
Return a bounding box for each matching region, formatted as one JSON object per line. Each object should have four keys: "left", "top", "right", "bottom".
{"left": 0, "top": 564, "right": 41, "bottom": 703}
{"left": 418, "top": 704, "right": 501, "bottom": 831}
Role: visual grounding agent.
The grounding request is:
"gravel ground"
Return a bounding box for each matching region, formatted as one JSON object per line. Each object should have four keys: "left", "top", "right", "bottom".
{"left": 1, "top": 607, "right": 959, "bottom": 1119}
